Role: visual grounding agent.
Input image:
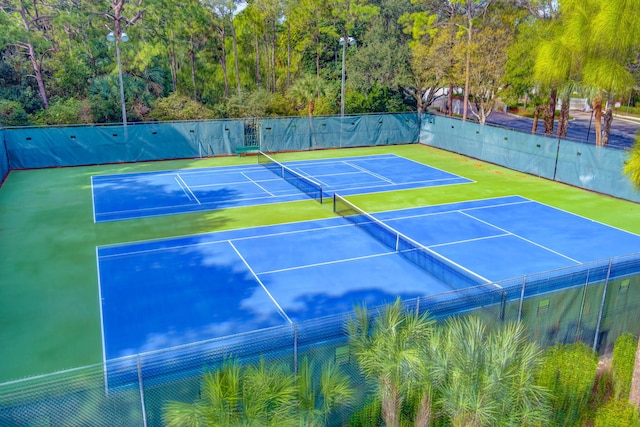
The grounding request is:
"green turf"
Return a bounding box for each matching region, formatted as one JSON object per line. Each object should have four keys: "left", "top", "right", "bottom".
{"left": 1, "top": 144, "right": 639, "bottom": 383}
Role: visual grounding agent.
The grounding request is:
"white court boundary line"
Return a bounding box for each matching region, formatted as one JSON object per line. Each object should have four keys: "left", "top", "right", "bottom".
{"left": 93, "top": 154, "right": 472, "bottom": 222}
{"left": 95, "top": 246, "right": 109, "bottom": 391}
{"left": 228, "top": 241, "right": 292, "bottom": 324}
{"left": 457, "top": 210, "right": 582, "bottom": 264}
{"left": 175, "top": 173, "right": 200, "bottom": 205}
{"left": 90, "top": 176, "right": 98, "bottom": 224}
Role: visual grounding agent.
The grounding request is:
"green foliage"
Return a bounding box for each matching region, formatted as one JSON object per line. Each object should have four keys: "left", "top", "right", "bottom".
{"left": 348, "top": 398, "right": 382, "bottom": 427}
{"left": 147, "top": 94, "right": 214, "bottom": 121}
{"left": 348, "top": 298, "right": 435, "bottom": 427}
{"left": 536, "top": 342, "right": 598, "bottom": 427}
{"left": 433, "top": 317, "right": 551, "bottom": 427}
{"left": 162, "top": 357, "right": 353, "bottom": 426}
{"left": 0, "top": 99, "right": 29, "bottom": 126}
{"left": 30, "top": 98, "right": 92, "bottom": 125}
{"left": 624, "top": 137, "right": 640, "bottom": 188}
{"left": 612, "top": 333, "right": 637, "bottom": 399}
{"left": 594, "top": 399, "right": 640, "bottom": 427}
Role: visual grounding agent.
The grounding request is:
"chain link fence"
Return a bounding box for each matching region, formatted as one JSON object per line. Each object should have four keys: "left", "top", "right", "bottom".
{"left": 1, "top": 252, "right": 638, "bottom": 425}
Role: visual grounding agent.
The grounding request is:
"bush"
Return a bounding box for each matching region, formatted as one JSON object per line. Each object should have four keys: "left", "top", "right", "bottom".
{"left": 612, "top": 333, "right": 637, "bottom": 399}
{"left": 536, "top": 342, "right": 598, "bottom": 427}
{"left": 147, "top": 93, "right": 214, "bottom": 121}
{"left": 30, "top": 98, "right": 92, "bottom": 125}
{"left": 0, "top": 99, "right": 29, "bottom": 126}
{"left": 594, "top": 399, "right": 640, "bottom": 427}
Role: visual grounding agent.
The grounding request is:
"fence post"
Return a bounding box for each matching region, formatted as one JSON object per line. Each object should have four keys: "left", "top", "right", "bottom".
{"left": 137, "top": 356, "right": 148, "bottom": 427}
{"left": 293, "top": 324, "right": 298, "bottom": 376}
{"left": 576, "top": 269, "right": 591, "bottom": 342}
{"left": 517, "top": 276, "right": 527, "bottom": 323}
{"left": 499, "top": 290, "right": 507, "bottom": 322}
{"left": 593, "top": 259, "right": 613, "bottom": 353}
{"left": 552, "top": 138, "right": 561, "bottom": 181}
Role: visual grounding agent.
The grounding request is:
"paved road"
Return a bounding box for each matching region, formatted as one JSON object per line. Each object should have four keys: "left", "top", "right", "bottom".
{"left": 484, "top": 110, "right": 640, "bottom": 150}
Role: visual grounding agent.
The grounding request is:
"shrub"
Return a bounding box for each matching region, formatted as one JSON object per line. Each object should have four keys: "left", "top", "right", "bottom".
{"left": 30, "top": 98, "right": 92, "bottom": 125}
{"left": 0, "top": 99, "right": 29, "bottom": 126}
{"left": 594, "top": 399, "right": 640, "bottom": 427}
{"left": 612, "top": 333, "right": 637, "bottom": 399}
{"left": 536, "top": 342, "right": 598, "bottom": 427}
{"left": 147, "top": 93, "right": 214, "bottom": 121}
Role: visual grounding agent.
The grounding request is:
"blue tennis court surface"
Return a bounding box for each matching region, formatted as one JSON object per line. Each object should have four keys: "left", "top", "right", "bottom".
{"left": 91, "top": 154, "right": 471, "bottom": 222}
{"left": 97, "top": 195, "right": 640, "bottom": 361}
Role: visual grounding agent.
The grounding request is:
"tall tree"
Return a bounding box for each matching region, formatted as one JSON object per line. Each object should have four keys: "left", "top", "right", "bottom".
{"left": 451, "top": 0, "right": 493, "bottom": 121}
{"left": 581, "top": 0, "right": 640, "bottom": 146}
{"left": 0, "top": 0, "right": 57, "bottom": 109}
{"left": 332, "top": 0, "right": 379, "bottom": 114}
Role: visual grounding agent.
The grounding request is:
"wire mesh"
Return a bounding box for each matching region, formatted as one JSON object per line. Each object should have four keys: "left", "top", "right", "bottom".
{"left": 258, "top": 151, "right": 324, "bottom": 203}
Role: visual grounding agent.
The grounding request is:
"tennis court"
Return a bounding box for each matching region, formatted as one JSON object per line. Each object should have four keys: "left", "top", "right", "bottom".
{"left": 91, "top": 153, "right": 471, "bottom": 222}
{"left": 97, "top": 194, "right": 640, "bottom": 362}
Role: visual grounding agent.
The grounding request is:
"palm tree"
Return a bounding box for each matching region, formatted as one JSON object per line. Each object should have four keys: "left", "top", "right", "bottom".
{"left": 287, "top": 74, "right": 327, "bottom": 118}
{"left": 347, "top": 298, "right": 435, "bottom": 427}
{"left": 288, "top": 74, "right": 327, "bottom": 148}
{"left": 581, "top": 0, "right": 640, "bottom": 146}
{"left": 433, "top": 316, "right": 551, "bottom": 427}
{"left": 163, "top": 356, "right": 353, "bottom": 426}
{"left": 162, "top": 358, "right": 298, "bottom": 426}
{"left": 297, "top": 356, "right": 354, "bottom": 426}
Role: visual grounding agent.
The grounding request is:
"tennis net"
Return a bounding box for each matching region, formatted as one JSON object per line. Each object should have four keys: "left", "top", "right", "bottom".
{"left": 333, "top": 194, "right": 489, "bottom": 290}
{"left": 258, "top": 152, "right": 323, "bottom": 203}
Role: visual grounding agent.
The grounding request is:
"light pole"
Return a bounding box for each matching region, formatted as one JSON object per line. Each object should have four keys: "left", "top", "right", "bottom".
{"left": 107, "top": 31, "right": 129, "bottom": 127}
{"left": 339, "top": 36, "right": 355, "bottom": 117}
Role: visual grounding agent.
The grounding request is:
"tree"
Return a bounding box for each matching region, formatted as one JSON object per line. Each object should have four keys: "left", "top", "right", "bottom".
{"left": 466, "top": 23, "right": 513, "bottom": 124}
{"left": 347, "top": 298, "right": 434, "bottom": 427}
{"left": 399, "top": 7, "right": 450, "bottom": 114}
{"left": 163, "top": 359, "right": 297, "bottom": 426}
{"left": 451, "top": 0, "right": 494, "bottom": 121}
{"left": 581, "top": 0, "right": 640, "bottom": 146}
{"left": 162, "top": 357, "right": 352, "bottom": 426}
{"left": 288, "top": 74, "right": 327, "bottom": 117}
{"left": 0, "top": 0, "right": 57, "bottom": 109}
{"left": 433, "top": 316, "right": 551, "bottom": 427}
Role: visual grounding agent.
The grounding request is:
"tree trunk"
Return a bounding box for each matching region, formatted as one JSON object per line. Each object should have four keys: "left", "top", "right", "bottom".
{"left": 231, "top": 19, "right": 240, "bottom": 92}
{"left": 27, "top": 42, "right": 49, "bottom": 109}
{"left": 168, "top": 30, "right": 178, "bottom": 92}
{"left": 544, "top": 88, "right": 557, "bottom": 135}
{"left": 629, "top": 336, "right": 640, "bottom": 408}
{"left": 190, "top": 36, "right": 198, "bottom": 101}
{"left": 602, "top": 104, "right": 614, "bottom": 147}
{"left": 448, "top": 83, "right": 454, "bottom": 117}
{"left": 287, "top": 20, "right": 291, "bottom": 90}
{"left": 381, "top": 380, "right": 400, "bottom": 427}
{"left": 271, "top": 19, "right": 277, "bottom": 91}
{"left": 532, "top": 104, "right": 544, "bottom": 134}
{"left": 263, "top": 34, "right": 270, "bottom": 91}
{"left": 462, "top": 19, "right": 472, "bottom": 122}
{"left": 254, "top": 35, "right": 261, "bottom": 85}
{"left": 557, "top": 94, "right": 570, "bottom": 138}
{"left": 593, "top": 95, "right": 603, "bottom": 146}
{"left": 218, "top": 23, "right": 229, "bottom": 98}
{"left": 414, "top": 392, "right": 432, "bottom": 427}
